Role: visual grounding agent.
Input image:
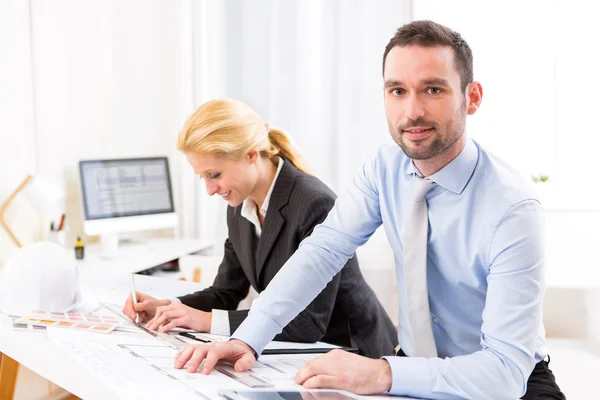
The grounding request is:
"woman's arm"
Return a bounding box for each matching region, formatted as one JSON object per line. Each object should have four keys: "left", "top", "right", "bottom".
{"left": 178, "top": 237, "right": 250, "bottom": 311}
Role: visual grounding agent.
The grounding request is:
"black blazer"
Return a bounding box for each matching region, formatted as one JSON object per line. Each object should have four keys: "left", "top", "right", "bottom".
{"left": 178, "top": 160, "right": 398, "bottom": 358}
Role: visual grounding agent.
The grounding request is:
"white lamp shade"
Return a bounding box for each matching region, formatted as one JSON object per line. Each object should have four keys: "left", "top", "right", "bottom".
{"left": 20, "top": 175, "right": 64, "bottom": 215}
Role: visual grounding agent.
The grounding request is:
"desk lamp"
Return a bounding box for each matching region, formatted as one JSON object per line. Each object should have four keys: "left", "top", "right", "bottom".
{"left": 0, "top": 175, "right": 64, "bottom": 248}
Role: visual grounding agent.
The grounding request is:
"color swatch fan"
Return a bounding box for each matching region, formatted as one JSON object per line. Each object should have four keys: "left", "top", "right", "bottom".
{"left": 14, "top": 311, "right": 120, "bottom": 334}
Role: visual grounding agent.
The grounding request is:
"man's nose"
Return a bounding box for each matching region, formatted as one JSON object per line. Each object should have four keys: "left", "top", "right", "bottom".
{"left": 405, "top": 93, "right": 426, "bottom": 121}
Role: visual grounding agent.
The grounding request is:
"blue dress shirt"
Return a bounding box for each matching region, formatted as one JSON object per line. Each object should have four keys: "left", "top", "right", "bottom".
{"left": 232, "top": 138, "right": 547, "bottom": 399}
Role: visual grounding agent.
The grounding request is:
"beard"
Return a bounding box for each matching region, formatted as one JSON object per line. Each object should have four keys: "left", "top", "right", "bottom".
{"left": 391, "top": 107, "right": 467, "bottom": 160}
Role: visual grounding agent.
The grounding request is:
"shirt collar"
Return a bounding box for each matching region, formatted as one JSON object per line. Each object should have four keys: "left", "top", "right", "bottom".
{"left": 405, "top": 138, "right": 479, "bottom": 195}
{"left": 241, "top": 157, "right": 285, "bottom": 218}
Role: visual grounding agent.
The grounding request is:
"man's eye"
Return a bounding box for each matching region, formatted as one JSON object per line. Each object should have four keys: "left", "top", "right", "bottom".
{"left": 392, "top": 88, "right": 405, "bottom": 96}
{"left": 427, "top": 87, "right": 442, "bottom": 95}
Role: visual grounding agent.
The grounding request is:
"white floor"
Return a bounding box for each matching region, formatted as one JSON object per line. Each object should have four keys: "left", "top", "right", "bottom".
{"left": 12, "top": 338, "right": 599, "bottom": 399}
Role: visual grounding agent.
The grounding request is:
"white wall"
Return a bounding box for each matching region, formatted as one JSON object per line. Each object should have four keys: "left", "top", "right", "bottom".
{"left": 413, "top": 0, "right": 600, "bottom": 210}
{"left": 0, "top": 0, "right": 194, "bottom": 263}
{"left": 543, "top": 211, "right": 600, "bottom": 340}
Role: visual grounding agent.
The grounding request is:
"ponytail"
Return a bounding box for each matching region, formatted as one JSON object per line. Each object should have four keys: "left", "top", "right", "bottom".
{"left": 264, "top": 127, "right": 312, "bottom": 175}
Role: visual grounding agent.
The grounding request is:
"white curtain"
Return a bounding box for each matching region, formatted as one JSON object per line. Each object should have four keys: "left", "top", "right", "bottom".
{"left": 0, "top": 0, "right": 39, "bottom": 263}
{"left": 173, "top": 1, "right": 412, "bottom": 319}
{"left": 0, "top": 0, "right": 196, "bottom": 261}
{"left": 182, "top": 0, "right": 413, "bottom": 249}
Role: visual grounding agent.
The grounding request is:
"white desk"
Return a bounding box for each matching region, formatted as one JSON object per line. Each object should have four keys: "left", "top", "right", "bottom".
{"left": 0, "top": 269, "right": 208, "bottom": 400}
{"left": 0, "top": 313, "right": 116, "bottom": 399}
{"left": 79, "top": 237, "right": 212, "bottom": 274}
{"left": 1, "top": 238, "right": 210, "bottom": 399}
{"left": 0, "top": 269, "right": 409, "bottom": 400}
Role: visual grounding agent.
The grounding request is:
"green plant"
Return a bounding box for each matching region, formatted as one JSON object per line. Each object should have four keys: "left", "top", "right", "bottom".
{"left": 531, "top": 174, "right": 550, "bottom": 183}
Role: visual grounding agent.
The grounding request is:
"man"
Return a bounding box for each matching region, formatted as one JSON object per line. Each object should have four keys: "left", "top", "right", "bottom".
{"left": 174, "top": 20, "right": 565, "bottom": 399}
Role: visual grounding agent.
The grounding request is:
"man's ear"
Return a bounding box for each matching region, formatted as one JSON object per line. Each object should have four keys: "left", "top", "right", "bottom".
{"left": 466, "top": 82, "right": 483, "bottom": 115}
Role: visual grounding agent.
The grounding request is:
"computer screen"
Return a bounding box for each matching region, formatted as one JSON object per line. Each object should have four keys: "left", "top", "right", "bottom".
{"left": 78, "top": 157, "right": 178, "bottom": 238}
{"left": 79, "top": 157, "right": 174, "bottom": 220}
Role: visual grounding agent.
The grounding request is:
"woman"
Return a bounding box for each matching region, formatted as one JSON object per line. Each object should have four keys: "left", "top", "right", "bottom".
{"left": 123, "top": 99, "right": 397, "bottom": 358}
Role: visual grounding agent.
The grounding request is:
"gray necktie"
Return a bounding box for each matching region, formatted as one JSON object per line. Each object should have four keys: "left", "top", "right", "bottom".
{"left": 402, "top": 176, "right": 438, "bottom": 358}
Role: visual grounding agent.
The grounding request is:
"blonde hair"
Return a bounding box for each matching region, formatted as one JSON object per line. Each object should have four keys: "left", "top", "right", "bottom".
{"left": 177, "top": 99, "right": 311, "bottom": 174}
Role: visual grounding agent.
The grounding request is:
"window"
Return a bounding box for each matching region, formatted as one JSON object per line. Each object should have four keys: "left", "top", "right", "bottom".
{"left": 414, "top": 0, "right": 600, "bottom": 210}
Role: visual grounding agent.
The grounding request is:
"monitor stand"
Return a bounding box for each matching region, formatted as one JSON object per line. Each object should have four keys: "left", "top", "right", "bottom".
{"left": 99, "top": 233, "right": 120, "bottom": 259}
{"left": 99, "top": 234, "right": 155, "bottom": 259}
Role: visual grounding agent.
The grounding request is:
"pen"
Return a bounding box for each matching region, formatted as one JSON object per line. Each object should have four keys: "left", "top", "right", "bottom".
{"left": 130, "top": 274, "right": 140, "bottom": 324}
{"left": 179, "top": 332, "right": 210, "bottom": 343}
{"left": 57, "top": 213, "right": 66, "bottom": 231}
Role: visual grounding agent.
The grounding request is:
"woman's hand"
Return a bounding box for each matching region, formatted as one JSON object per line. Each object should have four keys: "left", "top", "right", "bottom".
{"left": 122, "top": 292, "right": 170, "bottom": 323}
{"left": 145, "top": 302, "right": 212, "bottom": 332}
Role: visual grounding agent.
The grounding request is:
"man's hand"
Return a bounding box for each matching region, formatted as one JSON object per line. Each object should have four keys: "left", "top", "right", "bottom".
{"left": 145, "top": 303, "right": 212, "bottom": 332}
{"left": 295, "top": 349, "right": 393, "bottom": 395}
{"left": 174, "top": 339, "right": 256, "bottom": 374}
{"left": 122, "top": 292, "right": 170, "bottom": 323}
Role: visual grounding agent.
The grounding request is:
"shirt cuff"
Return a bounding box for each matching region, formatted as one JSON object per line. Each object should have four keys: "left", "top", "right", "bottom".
{"left": 382, "top": 355, "right": 433, "bottom": 396}
{"left": 231, "top": 310, "right": 282, "bottom": 355}
{"left": 210, "top": 309, "right": 231, "bottom": 336}
{"left": 170, "top": 297, "right": 182, "bottom": 304}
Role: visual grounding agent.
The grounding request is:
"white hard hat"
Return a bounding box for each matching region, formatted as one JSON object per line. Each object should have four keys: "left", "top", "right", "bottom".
{"left": 0, "top": 241, "right": 81, "bottom": 316}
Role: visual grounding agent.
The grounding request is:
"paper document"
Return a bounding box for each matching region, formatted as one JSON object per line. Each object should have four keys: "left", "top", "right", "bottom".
{"left": 179, "top": 332, "right": 346, "bottom": 354}
{"left": 48, "top": 328, "right": 232, "bottom": 399}
{"left": 47, "top": 328, "right": 341, "bottom": 399}
{"left": 80, "top": 272, "right": 207, "bottom": 305}
{"left": 264, "top": 341, "right": 340, "bottom": 351}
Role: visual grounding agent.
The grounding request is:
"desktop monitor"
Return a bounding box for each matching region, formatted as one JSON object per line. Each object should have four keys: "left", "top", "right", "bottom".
{"left": 78, "top": 157, "right": 178, "bottom": 253}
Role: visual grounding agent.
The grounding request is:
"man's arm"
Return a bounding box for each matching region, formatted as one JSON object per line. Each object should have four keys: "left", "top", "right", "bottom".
{"left": 226, "top": 275, "right": 343, "bottom": 342}
{"left": 231, "top": 156, "right": 384, "bottom": 354}
{"left": 228, "top": 194, "right": 344, "bottom": 341}
{"left": 382, "top": 200, "right": 545, "bottom": 399}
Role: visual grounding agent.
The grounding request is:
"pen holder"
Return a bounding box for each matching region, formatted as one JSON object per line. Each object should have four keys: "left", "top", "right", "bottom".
{"left": 48, "top": 230, "right": 67, "bottom": 248}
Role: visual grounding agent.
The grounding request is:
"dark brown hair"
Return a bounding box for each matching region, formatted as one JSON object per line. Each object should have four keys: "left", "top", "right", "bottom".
{"left": 382, "top": 20, "right": 473, "bottom": 92}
